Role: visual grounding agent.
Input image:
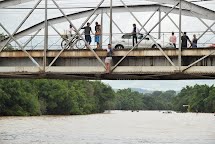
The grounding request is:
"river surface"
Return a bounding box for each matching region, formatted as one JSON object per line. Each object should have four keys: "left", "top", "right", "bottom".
{"left": 0, "top": 111, "right": 215, "bottom": 144}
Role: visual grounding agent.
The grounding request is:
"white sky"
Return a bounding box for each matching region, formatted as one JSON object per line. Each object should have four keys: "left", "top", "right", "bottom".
{"left": 102, "top": 80, "right": 215, "bottom": 91}
{"left": 0, "top": 0, "right": 215, "bottom": 91}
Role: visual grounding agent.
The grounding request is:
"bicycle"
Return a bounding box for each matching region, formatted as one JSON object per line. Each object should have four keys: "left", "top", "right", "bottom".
{"left": 61, "top": 34, "right": 85, "bottom": 49}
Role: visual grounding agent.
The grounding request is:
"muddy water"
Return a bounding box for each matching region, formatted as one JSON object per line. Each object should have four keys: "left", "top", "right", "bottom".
{"left": 0, "top": 111, "right": 215, "bottom": 144}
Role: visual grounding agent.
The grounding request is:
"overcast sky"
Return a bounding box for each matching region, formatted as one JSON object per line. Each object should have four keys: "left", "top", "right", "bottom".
{"left": 102, "top": 80, "right": 215, "bottom": 91}
{"left": 0, "top": 0, "right": 215, "bottom": 91}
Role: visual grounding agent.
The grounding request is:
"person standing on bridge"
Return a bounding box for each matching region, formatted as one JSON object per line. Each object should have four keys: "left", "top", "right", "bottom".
{"left": 95, "top": 22, "right": 101, "bottom": 49}
{"left": 192, "top": 34, "right": 198, "bottom": 48}
{"left": 132, "top": 24, "right": 140, "bottom": 47}
{"left": 69, "top": 24, "right": 75, "bottom": 36}
{"left": 105, "top": 44, "right": 113, "bottom": 73}
{"left": 169, "top": 32, "right": 176, "bottom": 48}
{"left": 82, "top": 22, "right": 94, "bottom": 45}
{"left": 181, "top": 32, "right": 191, "bottom": 48}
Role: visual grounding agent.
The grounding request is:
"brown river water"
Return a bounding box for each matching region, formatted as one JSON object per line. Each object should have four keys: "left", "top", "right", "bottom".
{"left": 0, "top": 111, "right": 215, "bottom": 144}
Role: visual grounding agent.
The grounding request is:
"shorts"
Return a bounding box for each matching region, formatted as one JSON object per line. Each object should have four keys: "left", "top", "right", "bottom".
{"left": 95, "top": 35, "right": 100, "bottom": 43}
{"left": 85, "top": 35, "right": 91, "bottom": 43}
{"left": 105, "top": 57, "right": 112, "bottom": 64}
{"left": 192, "top": 43, "right": 197, "bottom": 48}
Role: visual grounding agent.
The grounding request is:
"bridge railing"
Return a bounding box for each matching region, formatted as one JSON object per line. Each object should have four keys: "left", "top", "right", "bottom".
{"left": 5, "top": 31, "right": 215, "bottom": 50}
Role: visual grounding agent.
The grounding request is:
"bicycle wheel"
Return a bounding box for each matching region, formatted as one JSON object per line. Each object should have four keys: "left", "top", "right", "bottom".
{"left": 61, "top": 39, "right": 70, "bottom": 49}
{"left": 75, "top": 39, "right": 85, "bottom": 49}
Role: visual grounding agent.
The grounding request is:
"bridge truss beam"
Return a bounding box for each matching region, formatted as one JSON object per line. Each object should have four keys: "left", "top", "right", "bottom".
{"left": 1, "top": 3, "right": 215, "bottom": 45}
{"left": 0, "top": 0, "right": 33, "bottom": 8}
{"left": 0, "top": 0, "right": 215, "bottom": 79}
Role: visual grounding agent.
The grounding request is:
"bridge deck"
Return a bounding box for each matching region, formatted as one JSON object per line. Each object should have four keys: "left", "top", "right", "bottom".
{"left": 1, "top": 48, "right": 215, "bottom": 57}
{"left": 0, "top": 48, "right": 215, "bottom": 80}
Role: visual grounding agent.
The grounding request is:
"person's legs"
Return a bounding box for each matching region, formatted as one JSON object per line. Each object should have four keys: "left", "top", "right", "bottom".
{"left": 89, "top": 36, "right": 92, "bottom": 45}
{"left": 95, "top": 35, "right": 100, "bottom": 48}
{"left": 192, "top": 43, "right": 197, "bottom": 48}
{"left": 85, "top": 35, "right": 88, "bottom": 46}
{"left": 135, "top": 36, "right": 138, "bottom": 47}
{"left": 173, "top": 43, "right": 176, "bottom": 48}
{"left": 105, "top": 58, "right": 111, "bottom": 73}
{"left": 135, "top": 36, "right": 137, "bottom": 45}
{"left": 133, "top": 35, "right": 137, "bottom": 47}
{"left": 97, "top": 35, "right": 100, "bottom": 48}
{"left": 133, "top": 36, "right": 135, "bottom": 47}
{"left": 97, "top": 42, "right": 100, "bottom": 49}
{"left": 86, "top": 35, "right": 91, "bottom": 45}
{"left": 106, "top": 63, "right": 110, "bottom": 73}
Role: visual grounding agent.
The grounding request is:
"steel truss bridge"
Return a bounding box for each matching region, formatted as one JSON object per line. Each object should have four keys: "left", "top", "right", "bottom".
{"left": 0, "top": 0, "right": 215, "bottom": 80}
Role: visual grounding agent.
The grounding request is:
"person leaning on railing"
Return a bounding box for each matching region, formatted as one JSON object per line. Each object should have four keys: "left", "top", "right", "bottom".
{"left": 181, "top": 32, "right": 192, "bottom": 48}
{"left": 192, "top": 34, "right": 198, "bottom": 48}
{"left": 81, "top": 22, "right": 94, "bottom": 45}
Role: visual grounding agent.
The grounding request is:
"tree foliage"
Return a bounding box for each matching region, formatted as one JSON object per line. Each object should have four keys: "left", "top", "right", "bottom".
{"left": 173, "top": 85, "right": 215, "bottom": 113}
{"left": 0, "top": 80, "right": 115, "bottom": 116}
{"left": 0, "top": 79, "right": 214, "bottom": 116}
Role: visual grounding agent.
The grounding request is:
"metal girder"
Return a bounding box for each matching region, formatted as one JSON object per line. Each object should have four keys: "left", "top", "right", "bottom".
{"left": 111, "top": 0, "right": 178, "bottom": 72}
{"left": 167, "top": 14, "right": 181, "bottom": 32}
{"left": 1, "top": 4, "right": 214, "bottom": 46}
{"left": 0, "top": 23, "right": 41, "bottom": 68}
{"left": 109, "top": 0, "right": 113, "bottom": 44}
{"left": 192, "top": 12, "right": 215, "bottom": 35}
{"left": 181, "top": 11, "right": 215, "bottom": 72}
{"left": 139, "top": 8, "right": 159, "bottom": 32}
{"left": 158, "top": 7, "right": 161, "bottom": 39}
{"left": 179, "top": 0, "right": 182, "bottom": 70}
{"left": 0, "top": 0, "right": 32, "bottom": 8}
{"left": 106, "top": 13, "right": 123, "bottom": 34}
{"left": 47, "top": 0, "right": 106, "bottom": 70}
{"left": 49, "top": 14, "right": 99, "bottom": 50}
{"left": 44, "top": 0, "right": 48, "bottom": 71}
{"left": 1, "top": 0, "right": 214, "bottom": 20}
{"left": 0, "top": 66, "right": 214, "bottom": 75}
{"left": 198, "top": 22, "right": 215, "bottom": 41}
{"left": 149, "top": 0, "right": 215, "bottom": 20}
{"left": 0, "top": 0, "right": 42, "bottom": 51}
{"left": 1, "top": 48, "right": 215, "bottom": 58}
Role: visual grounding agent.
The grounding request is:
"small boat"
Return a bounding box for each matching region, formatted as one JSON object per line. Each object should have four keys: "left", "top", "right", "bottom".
{"left": 162, "top": 111, "right": 172, "bottom": 114}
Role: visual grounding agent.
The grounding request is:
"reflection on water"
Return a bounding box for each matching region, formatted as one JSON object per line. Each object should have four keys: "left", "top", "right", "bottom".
{"left": 0, "top": 111, "right": 215, "bottom": 144}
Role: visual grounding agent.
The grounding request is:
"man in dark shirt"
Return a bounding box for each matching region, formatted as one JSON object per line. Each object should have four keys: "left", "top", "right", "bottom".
{"left": 82, "top": 22, "right": 93, "bottom": 45}
{"left": 181, "top": 32, "right": 192, "bottom": 66}
{"left": 132, "top": 24, "right": 139, "bottom": 47}
{"left": 181, "top": 32, "right": 191, "bottom": 48}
